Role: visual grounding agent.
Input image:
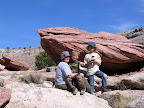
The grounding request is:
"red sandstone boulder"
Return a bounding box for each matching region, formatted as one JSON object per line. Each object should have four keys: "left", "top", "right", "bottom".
{"left": 0, "top": 58, "right": 4, "bottom": 64}
{"left": 0, "top": 87, "right": 11, "bottom": 107}
{"left": 0, "top": 64, "right": 5, "bottom": 71}
{"left": 1, "top": 54, "right": 29, "bottom": 71}
{"left": 38, "top": 27, "right": 144, "bottom": 74}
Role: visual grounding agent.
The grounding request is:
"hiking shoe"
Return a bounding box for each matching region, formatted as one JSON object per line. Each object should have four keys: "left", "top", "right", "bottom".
{"left": 102, "top": 88, "right": 111, "bottom": 93}
{"left": 72, "top": 88, "right": 78, "bottom": 95}
{"left": 92, "top": 91, "right": 102, "bottom": 96}
{"left": 80, "top": 88, "right": 86, "bottom": 95}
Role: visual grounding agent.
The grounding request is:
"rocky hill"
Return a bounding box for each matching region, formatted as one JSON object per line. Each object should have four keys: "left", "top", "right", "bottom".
{"left": 0, "top": 47, "right": 44, "bottom": 68}
{"left": 116, "top": 27, "right": 144, "bottom": 45}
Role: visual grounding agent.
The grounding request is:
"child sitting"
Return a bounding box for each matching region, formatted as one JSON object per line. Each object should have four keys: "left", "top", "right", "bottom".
{"left": 69, "top": 50, "right": 93, "bottom": 95}
{"left": 84, "top": 42, "right": 111, "bottom": 93}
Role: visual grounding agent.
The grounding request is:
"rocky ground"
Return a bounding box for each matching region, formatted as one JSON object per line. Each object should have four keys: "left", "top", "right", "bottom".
{"left": 0, "top": 67, "right": 144, "bottom": 108}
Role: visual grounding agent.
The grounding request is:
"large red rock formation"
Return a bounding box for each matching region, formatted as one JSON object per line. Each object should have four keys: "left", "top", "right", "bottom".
{"left": 0, "top": 87, "right": 11, "bottom": 107}
{"left": 0, "top": 64, "right": 5, "bottom": 71}
{"left": 38, "top": 27, "right": 144, "bottom": 75}
{"left": 0, "top": 54, "right": 29, "bottom": 71}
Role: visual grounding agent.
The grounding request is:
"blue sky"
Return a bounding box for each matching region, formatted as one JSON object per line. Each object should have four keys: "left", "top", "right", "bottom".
{"left": 0, "top": 0, "right": 144, "bottom": 49}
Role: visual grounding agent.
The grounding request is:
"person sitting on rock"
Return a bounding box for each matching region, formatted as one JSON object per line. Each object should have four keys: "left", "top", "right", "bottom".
{"left": 55, "top": 51, "right": 80, "bottom": 95}
{"left": 69, "top": 50, "right": 93, "bottom": 95}
{"left": 84, "top": 42, "right": 111, "bottom": 93}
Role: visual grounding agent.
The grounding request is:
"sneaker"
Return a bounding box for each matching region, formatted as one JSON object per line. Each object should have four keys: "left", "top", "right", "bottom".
{"left": 72, "top": 88, "right": 78, "bottom": 95}
{"left": 92, "top": 91, "right": 102, "bottom": 96}
{"left": 102, "top": 88, "right": 111, "bottom": 93}
{"left": 80, "top": 88, "right": 86, "bottom": 95}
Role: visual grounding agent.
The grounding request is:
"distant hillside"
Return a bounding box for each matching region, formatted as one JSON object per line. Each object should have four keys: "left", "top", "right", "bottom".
{"left": 0, "top": 47, "right": 44, "bottom": 68}
{"left": 116, "top": 27, "right": 144, "bottom": 45}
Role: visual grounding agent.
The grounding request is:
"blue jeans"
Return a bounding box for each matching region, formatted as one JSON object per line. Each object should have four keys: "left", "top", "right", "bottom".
{"left": 88, "top": 71, "right": 107, "bottom": 92}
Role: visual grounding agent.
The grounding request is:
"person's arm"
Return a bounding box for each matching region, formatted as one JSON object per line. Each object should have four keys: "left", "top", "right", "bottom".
{"left": 79, "top": 62, "right": 85, "bottom": 66}
{"left": 67, "top": 73, "right": 78, "bottom": 78}
{"left": 84, "top": 55, "right": 91, "bottom": 67}
{"left": 84, "top": 60, "right": 92, "bottom": 67}
{"left": 93, "top": 55, "right": 101, "bottom": 66}
{"left": 93, "top": 59, "right": 101, "bottom": 66}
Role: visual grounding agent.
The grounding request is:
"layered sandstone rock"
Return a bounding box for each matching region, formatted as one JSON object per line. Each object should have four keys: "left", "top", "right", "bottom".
{"left": 0, "top": 64, "right": 5, "bottom": 71}
{"left": 0, "top": 54, "right": 29, "bottom": 70}
{"left": 38, "top": 27, "right": 144, "bottom": 74}
{"left": 0, "top": 87, "right": 11, "bottom": 107}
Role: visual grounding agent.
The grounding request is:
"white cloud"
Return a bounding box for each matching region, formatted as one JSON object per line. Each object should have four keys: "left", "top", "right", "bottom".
{"left": 110, "top": 23, "right": 137, "bottom": 31}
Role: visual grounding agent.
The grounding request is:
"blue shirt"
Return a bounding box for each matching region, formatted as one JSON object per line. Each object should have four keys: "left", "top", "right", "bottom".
{"left": 55, "top": 62, "right": 72, "bottom": 85}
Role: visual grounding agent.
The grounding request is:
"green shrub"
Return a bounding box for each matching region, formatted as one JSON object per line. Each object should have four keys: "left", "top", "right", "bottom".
{"left": 35, "top": 51, "right": 56, "bottom": 70}
{"left": 6, "top": 47, "right": 10, "bottom": 50}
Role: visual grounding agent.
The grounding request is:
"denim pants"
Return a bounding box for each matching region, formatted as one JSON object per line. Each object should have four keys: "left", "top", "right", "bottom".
{"left": 88, "top": 70, "right": 107, "bottom": 92}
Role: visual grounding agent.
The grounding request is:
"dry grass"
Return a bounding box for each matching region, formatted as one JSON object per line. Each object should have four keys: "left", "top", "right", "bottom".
{"left": 112, "top": 94, "right": 134, "bottom": 108}
{"left": 20, "top": 72, "right": 46, "bottom": 84}
{"left": 116, "top": 81, "right": 132, "bottom": 90}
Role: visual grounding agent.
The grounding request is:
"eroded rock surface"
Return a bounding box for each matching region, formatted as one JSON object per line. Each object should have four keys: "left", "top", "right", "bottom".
{"left": 38, "top": 27, "right": 144, "bottom": 74}
{"left": 0, "top": 87, "right": 11, "bottom": 108}
{"left": 0, "top": 64, "right": 5, "bottom": 71}
{"left": 99, "top": 90, "right": 144, "bottom": 108}
{"left": 0, "top": 54, "right": 29, "bottom": 70}
{"left": 5, "top": 82, "right": 111, "bottom": 108}
{"left": 126, "top": 97, "right": 144, "bottom": 108}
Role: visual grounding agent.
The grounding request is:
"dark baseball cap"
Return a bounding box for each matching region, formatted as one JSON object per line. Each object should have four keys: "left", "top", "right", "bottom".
{"left": 88, "top": 42, "right": 96, "bottom": 48}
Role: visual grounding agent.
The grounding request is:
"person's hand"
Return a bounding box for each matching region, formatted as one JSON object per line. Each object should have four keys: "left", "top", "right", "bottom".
{"left": 80, "top": 62, "right": 85, "bottom": 66}
{"left": 93, "top": 59, "right": 101, "bottom": 66}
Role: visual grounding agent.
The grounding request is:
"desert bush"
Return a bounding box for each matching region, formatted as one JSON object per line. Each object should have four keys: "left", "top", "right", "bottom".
{"left": 35, "top": 51, "right": 56, "bottom": 70}
{"left": 20, "top": 72, "right": 46, "bottom": 84}
{"left": 6, "top": 47, "right": 10, "bottom": 50}
{"left": 116, "top": 81, "right": 128, "bottom": 90}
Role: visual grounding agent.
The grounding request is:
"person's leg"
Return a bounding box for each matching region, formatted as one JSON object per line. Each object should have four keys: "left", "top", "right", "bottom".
{"left": 72, "top": 78, "right": 79, "bottom": 90}
{"left": 75, "top": 75, "right": 86, "bottom": 90}
{"left": 95, "top": 70, "right": 107, "bottom": 88}
{"left": 88, "top": 75, "right": 95, "bottom": 93}
{"left": 75, "top": 75, "right": 86, "bottom": 95}
{"left": 83, "top": 78, "right": 93, "bottom": 94}
{"left": 55, "top": 84, "right": 68, "bottom": 90}
{"left": 95, "top": 71, "right": 111, "bottom": 93}
{"left": 67, "top": 77, "right": 78, "bottom": 95}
